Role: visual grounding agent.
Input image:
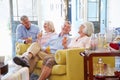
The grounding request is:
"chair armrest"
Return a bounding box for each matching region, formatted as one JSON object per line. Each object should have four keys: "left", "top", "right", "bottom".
{"left": 66, "top": 48, "right": 85, "bottom": 80}
{"left": 55, "top": 49, "right": 67, "bottom": 65}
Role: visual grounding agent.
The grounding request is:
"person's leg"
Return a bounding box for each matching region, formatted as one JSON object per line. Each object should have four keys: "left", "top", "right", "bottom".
{"left": 38, "top": 66, "right": 52, "bottom": 80}
{"left": 37, "top": 51, "right": 49, "bottom": 60}
{"left": 26, "top": 42, "right": 41, "bottom": 57}
{"left": 38, "top": 56, "right": 56, "bottom": 80}
{"left": 13, "top": 52, "right": 30, "bottom": 67}
{"left": 29, "top": 55, "right": 40, "bottom": 74}
{"left": 13, "top": 42, "right": 41, "bottom": 67}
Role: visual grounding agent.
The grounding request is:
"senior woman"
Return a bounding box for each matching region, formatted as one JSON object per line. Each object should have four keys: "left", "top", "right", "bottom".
{"left": 38, "top": 21, "right": 94, "bottom": 80}
{"left": 66, "top": 21, "right": 94, "bottom": 49}
{"left": 37, "top": 20, "right": 56, "bottom": 46}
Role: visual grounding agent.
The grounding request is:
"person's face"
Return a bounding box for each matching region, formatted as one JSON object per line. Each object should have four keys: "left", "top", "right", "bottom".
{"left": 44, "top": 23, "right": 50, "bottom": 32}
{"left": 62, "top": 22, "right": 71, "bottom": 34}
{"left": 78, "top": 25, "right": 85, "bottom": 36}
{"left": 22, "top": 18, "right": 31, "bottom": 30}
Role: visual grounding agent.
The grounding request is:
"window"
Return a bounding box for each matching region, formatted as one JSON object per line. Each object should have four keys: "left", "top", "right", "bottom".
{"left": 87, "top": 0, "right": 99, "bottom": 21}
{"left": 12, "top": 0, "right": 37, "bottom": 21}
{"left": 87, "top": 0, "right": 100, "bottom": 33}
{"left": 76, "top": 0, "right": 83, "bottom": 20}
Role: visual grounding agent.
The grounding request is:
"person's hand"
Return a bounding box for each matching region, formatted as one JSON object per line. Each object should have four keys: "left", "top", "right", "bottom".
{"left": 62, "top": 37, "right": 68, "bottom": 49}
{"left": 24, "top": 37, "right": 32, "bottom": 44}
{"left": 44, "top": 46, "right": 51, "bottom": 54}
{"left": 37, "top": 31, "right": 43, "bottom": 39}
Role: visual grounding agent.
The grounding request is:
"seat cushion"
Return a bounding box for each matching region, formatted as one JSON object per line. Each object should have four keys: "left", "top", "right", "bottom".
{"left": 36, "top": 60, "right": 43, "bottom": 68}
{"left": 52, "top": 65, "right": 66, "bottom": 75}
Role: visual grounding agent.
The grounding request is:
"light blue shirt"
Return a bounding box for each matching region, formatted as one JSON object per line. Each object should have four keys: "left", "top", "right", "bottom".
{"left": 16, "top": 23, "right": 40, "bottom": 43}
{"left": 42, "top": 33, "right": 71, "bottom": 54}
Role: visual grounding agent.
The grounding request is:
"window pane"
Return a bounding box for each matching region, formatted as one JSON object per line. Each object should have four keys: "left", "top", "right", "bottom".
{"left": 12, "top": 0, "right": 37, "bottom": 21}
{"left": 88, "top": 3, "right": 98, "bottom": 17}
{"left": 87, "top": 0, "right": 99, "bottom": 21}
{"left": 88, "top": 0, "right": 99, "bottom": 2}
{"left": 13, "top": 0, "right": 18, "bottom": 17}
{"left": 18, "top": 0, "right": 32, "bottom": 17}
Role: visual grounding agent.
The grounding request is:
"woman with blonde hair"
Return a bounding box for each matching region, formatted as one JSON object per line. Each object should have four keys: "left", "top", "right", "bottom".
{"left": 37, "top": 20, "right": 56, "bottom": 46}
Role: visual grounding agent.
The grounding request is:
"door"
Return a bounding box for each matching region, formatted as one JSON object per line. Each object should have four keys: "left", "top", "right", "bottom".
{"left": 87, "top": 0, "right": 107, "bottom": 34}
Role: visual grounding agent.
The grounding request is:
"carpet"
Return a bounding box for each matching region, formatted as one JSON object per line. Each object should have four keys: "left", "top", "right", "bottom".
{"left": 30, "top": 73, "right": 39, "bottom": 80}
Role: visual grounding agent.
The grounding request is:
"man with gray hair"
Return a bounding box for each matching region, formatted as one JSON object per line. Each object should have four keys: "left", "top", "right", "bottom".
{"left": 16, "top": 15, "right": 40, "bottom": 44}
{"left": 15, "top": 15, "right": 40, "bottom": 55}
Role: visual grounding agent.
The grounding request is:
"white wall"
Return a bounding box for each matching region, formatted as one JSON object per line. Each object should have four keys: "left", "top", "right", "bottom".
{"left": 37, "top": 0, "right": 65, "bottom": 33}
{"left": 107, "top": 0, "right": 120, "bottom": 29}
{"left": 71, "top": 0, "right": 87, "bottom": 37}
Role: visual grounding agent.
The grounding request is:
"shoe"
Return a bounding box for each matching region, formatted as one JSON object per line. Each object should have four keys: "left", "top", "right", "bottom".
{"left": 13, "top": 56, "right": 30, "bottom": 67}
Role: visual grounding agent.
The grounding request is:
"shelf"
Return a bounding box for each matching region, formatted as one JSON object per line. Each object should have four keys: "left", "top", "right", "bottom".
{"left": 88, "top": 52, "right": 120, "bottom": 80}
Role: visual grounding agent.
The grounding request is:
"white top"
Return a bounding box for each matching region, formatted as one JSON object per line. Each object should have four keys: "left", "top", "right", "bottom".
{"left": 68, "top": 36, "right": 91, "bottom": 49}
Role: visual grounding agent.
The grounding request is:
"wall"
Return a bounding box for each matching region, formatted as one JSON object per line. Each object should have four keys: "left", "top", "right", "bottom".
{"left": 107, "top": 0, "right": 120, "bottom": 30}
{"left": 37, "top": 0, "right": 65, "bottom": 33}
{"left": 71, "top": 0, "right": 87, "bottom": 37}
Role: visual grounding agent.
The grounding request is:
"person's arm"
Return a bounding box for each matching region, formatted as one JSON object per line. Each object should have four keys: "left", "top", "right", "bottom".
{"left": 84, "top": 37, "right": 91, "bottom": 49}
{"left": 16, "top": 25, "right": 25, "bottom": 43}
{"left": 62, "top": 37, "right": 69, "bottom": 49}
{"left": 37, "top": 30, "right": 43, "bottom": 40}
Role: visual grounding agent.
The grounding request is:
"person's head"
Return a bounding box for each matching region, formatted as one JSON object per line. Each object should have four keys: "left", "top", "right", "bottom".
{"left": 20, "top": 15, "right": 31, "bottom": 30}
{"left": 78, "top": 21, "right": 94, "bottom": 37}
{"left": 61, "top": 21, "right": 71, "bottom": 35}
{"left": 43, "top": 21, "right": 55, "bottom": 33}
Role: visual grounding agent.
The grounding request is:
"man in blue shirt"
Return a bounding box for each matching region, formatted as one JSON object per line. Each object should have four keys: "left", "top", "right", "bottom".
{"left": 16, "top": 15, "right": 40, "bottom": 54}
{"left": 13, "top": 21, "right": 71, "bottom": 74}
{"left": 16, "top": 15, "right": 40, "bottom": 44}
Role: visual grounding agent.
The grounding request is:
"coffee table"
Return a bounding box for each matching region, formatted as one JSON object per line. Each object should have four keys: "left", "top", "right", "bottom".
{"left": 0, "top": 60, "right": 29, "bottom": 80}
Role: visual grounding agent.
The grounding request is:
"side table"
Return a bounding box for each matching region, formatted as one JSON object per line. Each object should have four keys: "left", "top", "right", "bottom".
{"left": 1, "top": 61, "right": 29, "bottom": 80}
{"left": 88, "top": 52, "right": 120, "bottom": 80}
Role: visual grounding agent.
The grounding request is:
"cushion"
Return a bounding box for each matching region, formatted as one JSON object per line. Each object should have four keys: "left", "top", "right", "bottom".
{"left": 109, "top": 43, "right": 120, "bottom": 52}
{"left": 36, "top": 60, "right": 43, "bottom": 68}
{"left": 55, "top": 50, "right": 67, "bottom": 65}
{"left": 16, "top": 43, "right": 31, "bottom": 55}
{"left": 52, "top": 65, "right": 66, "bottom": 75}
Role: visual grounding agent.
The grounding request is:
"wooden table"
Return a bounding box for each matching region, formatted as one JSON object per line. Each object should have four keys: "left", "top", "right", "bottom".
{"left": 88, "top": 52, "right": 120, "bottom": 80}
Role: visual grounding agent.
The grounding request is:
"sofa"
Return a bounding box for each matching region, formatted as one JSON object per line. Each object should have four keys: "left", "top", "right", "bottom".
{"left": 16, "top": 47, "right": 87, "bottom": 80}
{"left": 16, "top": 44, "right": 116, "bottom": 80}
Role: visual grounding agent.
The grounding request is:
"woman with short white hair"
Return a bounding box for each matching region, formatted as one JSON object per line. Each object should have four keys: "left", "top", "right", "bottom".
{"left": 64, "top": 21, "right": 94, "bottom": 49}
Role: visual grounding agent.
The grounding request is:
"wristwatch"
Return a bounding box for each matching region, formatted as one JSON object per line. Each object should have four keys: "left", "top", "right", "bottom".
{"left": 23, "top": 40, "right": 26, "bottom": 44}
